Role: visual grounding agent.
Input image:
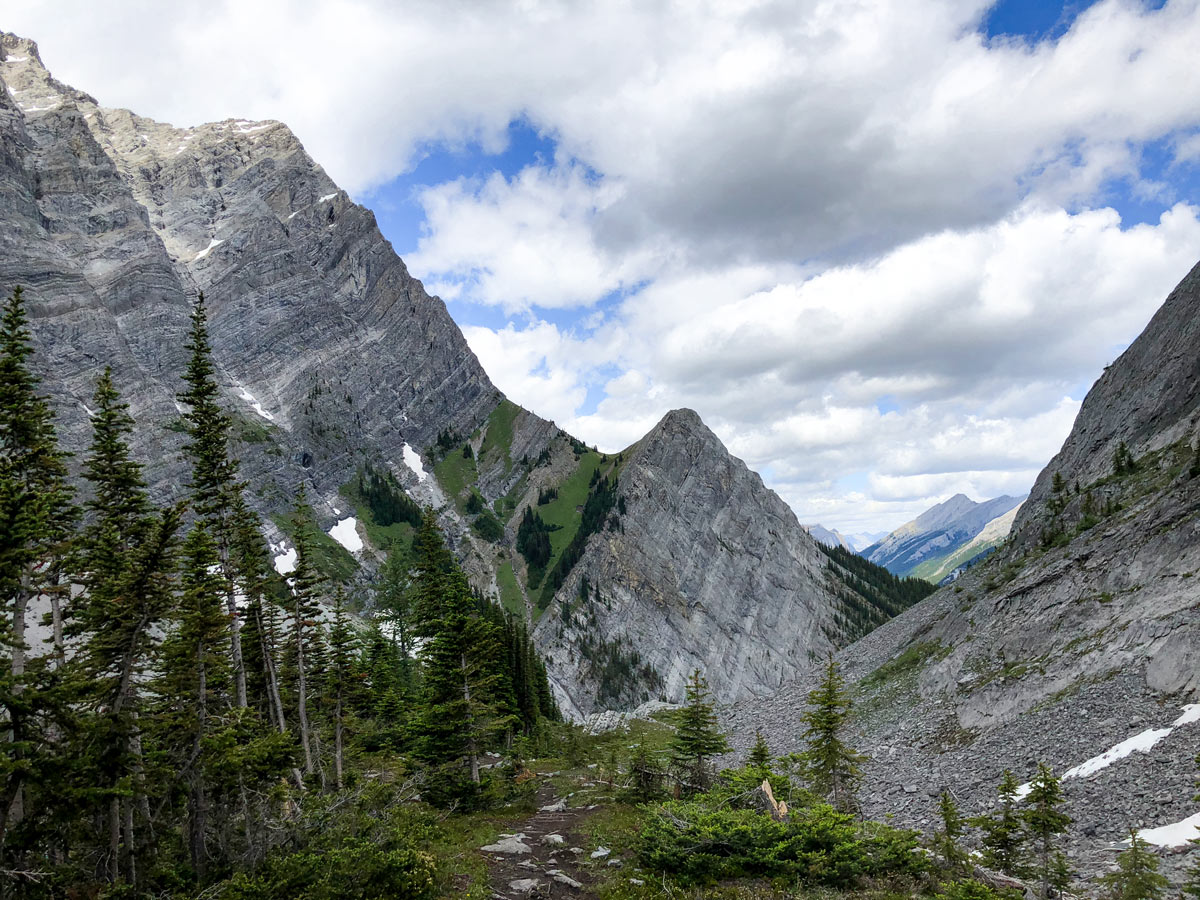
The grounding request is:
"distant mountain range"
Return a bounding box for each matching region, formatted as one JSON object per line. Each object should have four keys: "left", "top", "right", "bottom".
{"left": 858, "top": 493, "right": 1025, "bottom": 582}
{"left": 803, "top": 525, "right": 885, "bottom": 553}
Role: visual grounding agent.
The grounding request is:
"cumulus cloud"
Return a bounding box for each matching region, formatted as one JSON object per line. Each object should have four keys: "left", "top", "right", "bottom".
{"left": 462, "top": 201, "right": 1200, "bottom": 530}
{"left": 10, "top": 0, "right": 1200, "bottom": 531}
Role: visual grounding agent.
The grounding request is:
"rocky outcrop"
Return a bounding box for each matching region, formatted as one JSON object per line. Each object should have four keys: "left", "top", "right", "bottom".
{"left": 0, "top": 32, "right": 935, "bottom": 720}
{"left": 0, "top": 33, "right": 499, "bottom": 524}
{"left": 725, "top": 260, "right": 1200, "bottom": 885}
{"left": 534, "top": 409, "right": 926, "bottom": 718}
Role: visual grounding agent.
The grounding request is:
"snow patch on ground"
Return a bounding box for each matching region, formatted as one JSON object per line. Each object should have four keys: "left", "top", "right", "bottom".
{"left": 1172, "top": 703, "right": 1200, "bottom": 727}
{"left": 1136, "top": 812, "right": 1200, "bottom": 848}
{"left": 4, "top": 56, "right": 29, "bottom": 63}
{"left": 236, "top": 123, "right": 272, "bottom": 133}
{"left": 194, "top": 238, "right": 224, "bottom": 261}
{"left": 401, "top": 443, "right": 426, "bottom": 481}
{"left": 272, "top": 545, "right": 296, "bottom": 576}
{"left": 235, "top": 384, "right": 274, "bottom": 421}
{"left": 1063, "top": 727, "right": 1173, "bottom": 779}
{"left": 319, "top": 192, "right": 338, "bottom": 203}
{"left": 1016, "top": 703, "right": 1200, "bottom": 800}
{"left": 328, "top": 517, "right": 363, "bottom": 553}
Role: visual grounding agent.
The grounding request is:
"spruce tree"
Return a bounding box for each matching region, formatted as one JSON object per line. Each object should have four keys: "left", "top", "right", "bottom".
{"left": 413, "top": 574, "right": 511, "bottom": 805}
{"left": 158, "top": 524, "right": 232, "bottom": 881}
{"left": 972, "top": 769, "right": 1028, "bottom": 876}
{"left": 1024, "top": 763, "right": 1072, "bottom": 900}
{"left": 283, "top": 491, "right": 326, "bottom": 781}
{"left": 798, "top": 655, "right": 866, "bottom": 813}
{"left": 178, "top": 293, "right": 249, "bottom": 708}
{"left": 747, "top": 730, "right": 772, "bottom": 770}
{"left": 932, "top": 790, "right": 970, "bottom": 876}
{"left": 0, "top": 285, "right": 77, "bottom": 869}
{"left": 74, "top": 370, "right": 182, "bottom": 886}
{"left": 327, "top": 588, "right": 358, "bottom": 790}
{"left": 668, "top": 670, "right": 730, "bottom": 793}
{"left": 1101, "top": 831, "right": 1167, "bottom": 900}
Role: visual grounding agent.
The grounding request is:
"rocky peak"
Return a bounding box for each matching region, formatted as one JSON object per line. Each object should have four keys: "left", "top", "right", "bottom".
{"left": 1, "top": 33, "right": 97, "bottom": 111}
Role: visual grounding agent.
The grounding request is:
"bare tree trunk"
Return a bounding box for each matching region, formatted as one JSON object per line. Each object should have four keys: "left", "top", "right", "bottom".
{"left": 191, "top": 642, "right": 209, "bottom": 880}
{"left": 334, "top": 693, "right": 344, "bottom": 791}
{"left": 7, "top": 578, "right": 29, "bottom": 830}
{"left": 49, "top": 592, "right": 64, "bottom": 670}
{"left": 122, "top": 797, "right": 136, "bottom": 886}
{"left": 256, "top": 602, "right": 288, "bottom": 733}
{"left": 108, "top": 797, "right": 120, "bottom": 883}
{"left": 226, "top": 582, "right": 247, "bottom": 709}
{"left": 462, "top": 654, "right": 480, "bottom": 784}
{"left": 295, "top": 611, "right": 314, "bottom": 777}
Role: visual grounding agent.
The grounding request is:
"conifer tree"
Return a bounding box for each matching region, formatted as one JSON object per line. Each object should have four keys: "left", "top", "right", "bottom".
{"left": 414, "top": 576, "right": 511, "bottom": 804}
{"left": 972, "top": 769, "right": 1028, "bottom": 876}
{"left": 1024, "top": 763, "right": 1072, "bottom": 900}
{"left": 0, "top": 286, "right": 77, "bottom": 865}
{"left": 178, "top": 293, "right": 249, "bottom": 708}
{"left": 1101, "top": 831, "right": 1167, "bottom": 900}
{"left": 747, "top": 730, "right": 772, "bottom": 770}
{"left": 283, "top": 492, "right": 325, "bottom": 781}
{"left": 411, "top": 507, "right": 455, "bottom": 636}
{"left": 158, "top": 524, "right": 232, "bottom": 881}
{"left": 798, "top": 655, "right": 866, "bottom": 813}
{"left": 668, "top": 670, "right": 730, "bottom": 793}
{"left": 74, "top": 370, "right": 182, "bottom": 886}
{"left": 932, "top": 790, "right": 970, "bottom": 876}
{"left": 327, "top": 588, "right": 358, "bottom": 790}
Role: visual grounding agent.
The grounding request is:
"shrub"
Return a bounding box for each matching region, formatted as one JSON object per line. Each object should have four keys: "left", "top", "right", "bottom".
{"left": 637, "top": 799, "right": 925, "bottom": 887}
{"left": 222, "top": 838, "right": 436, "bottom": 900}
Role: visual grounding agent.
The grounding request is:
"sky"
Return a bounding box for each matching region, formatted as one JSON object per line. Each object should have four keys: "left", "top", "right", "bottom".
{"left": 7, "top": 0, "right": 1200, "bottom": 535}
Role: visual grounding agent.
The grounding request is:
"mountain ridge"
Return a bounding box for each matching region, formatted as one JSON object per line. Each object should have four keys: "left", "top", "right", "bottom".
{"left": 0, "top": 32, "right": 926, "bottom": 720}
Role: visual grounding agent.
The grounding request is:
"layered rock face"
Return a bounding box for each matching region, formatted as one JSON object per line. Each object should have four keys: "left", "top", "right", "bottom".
{"left": 534, "top": 410, "right": 919, "bottom": 718}
{"left": 0, "top": 33, "right": 498, "bottom": 519}
{"left": 726, "top": 260, "right": 1200, "bottom": 880}
{"left": 0, "top": 33, "right": 929, "bottom": 719}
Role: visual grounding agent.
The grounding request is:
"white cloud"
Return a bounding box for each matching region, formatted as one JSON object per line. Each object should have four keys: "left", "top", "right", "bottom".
{"left": 409, "top": 164, "right": 655, "bottom": 310}
{"left": 10, "top": 0, "right": 1200, "bottom": 532}
{"left": 474, "top": 202, "right": 1200, "bottom": 530}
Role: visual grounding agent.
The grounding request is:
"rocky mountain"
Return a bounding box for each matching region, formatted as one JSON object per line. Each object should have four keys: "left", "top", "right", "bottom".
{"left": 862, "top": 493, "right": 1025, "bottom": 579}
{"left": 726, "top": 260, "right": 1200, "bottom": 881}
{"left": 0, "top": 33, "right": 926, "bottom": 719}
{"left": 803, "top": 523, "right": 854, "bottom": 551}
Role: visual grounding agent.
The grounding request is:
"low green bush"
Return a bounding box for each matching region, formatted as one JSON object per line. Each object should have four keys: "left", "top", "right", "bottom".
{"left": 638, "top": 798, "right": 926, "bottom": 887}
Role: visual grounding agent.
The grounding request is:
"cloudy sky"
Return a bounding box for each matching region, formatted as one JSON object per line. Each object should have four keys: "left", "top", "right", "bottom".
{"left": 9, "top": 0, "right": 1200, "bottom": 535}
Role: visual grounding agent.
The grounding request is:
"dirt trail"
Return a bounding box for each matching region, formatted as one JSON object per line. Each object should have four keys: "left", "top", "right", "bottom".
{"left": 481, "top": 782, "right": 605, "bottom": 898}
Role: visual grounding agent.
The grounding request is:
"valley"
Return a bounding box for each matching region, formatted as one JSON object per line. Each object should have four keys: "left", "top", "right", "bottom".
{"left": 0, "top": 22, "right": 1197, "bottom": 900}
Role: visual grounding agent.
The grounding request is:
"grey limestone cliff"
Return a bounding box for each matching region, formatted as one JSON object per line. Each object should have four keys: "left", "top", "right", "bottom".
{"left": 533, "top": 409, "right": 922, "bottom": 718}
{"left": 0, "top": 33, "right": 498, "bottom": 525}
{"left": 0, "top": 33, "right": 931, "bottom": 721}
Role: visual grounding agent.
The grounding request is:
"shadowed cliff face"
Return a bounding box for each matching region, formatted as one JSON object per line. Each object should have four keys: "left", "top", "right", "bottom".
{"left": 0, "top": 32, "right": 499, "bottom": 520}
{"left": 0, "top": 32, "right": 931, "bottom": 718}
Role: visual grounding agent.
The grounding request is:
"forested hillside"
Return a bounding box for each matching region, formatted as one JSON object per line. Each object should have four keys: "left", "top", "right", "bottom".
{"left": 0, "top": 288, "right": 556, "bottom": 897}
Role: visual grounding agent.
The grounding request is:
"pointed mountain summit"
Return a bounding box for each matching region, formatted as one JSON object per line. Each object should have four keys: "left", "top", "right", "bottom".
{"left": 0, "top": 35, "right": 929, "bottom": 718}
{"left": 534, "top": 409, "right": 934, "bottom": 717}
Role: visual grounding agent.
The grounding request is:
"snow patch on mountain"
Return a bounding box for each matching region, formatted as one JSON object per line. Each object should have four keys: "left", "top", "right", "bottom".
{"left": 328, "top": 517, "right": 363, "bottom": 553}
{"left": 1136, "top": 811, "right": 1200, "bottom": 848}
{"left": 401, "top": 442, "right": 427, "bottom": 481}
